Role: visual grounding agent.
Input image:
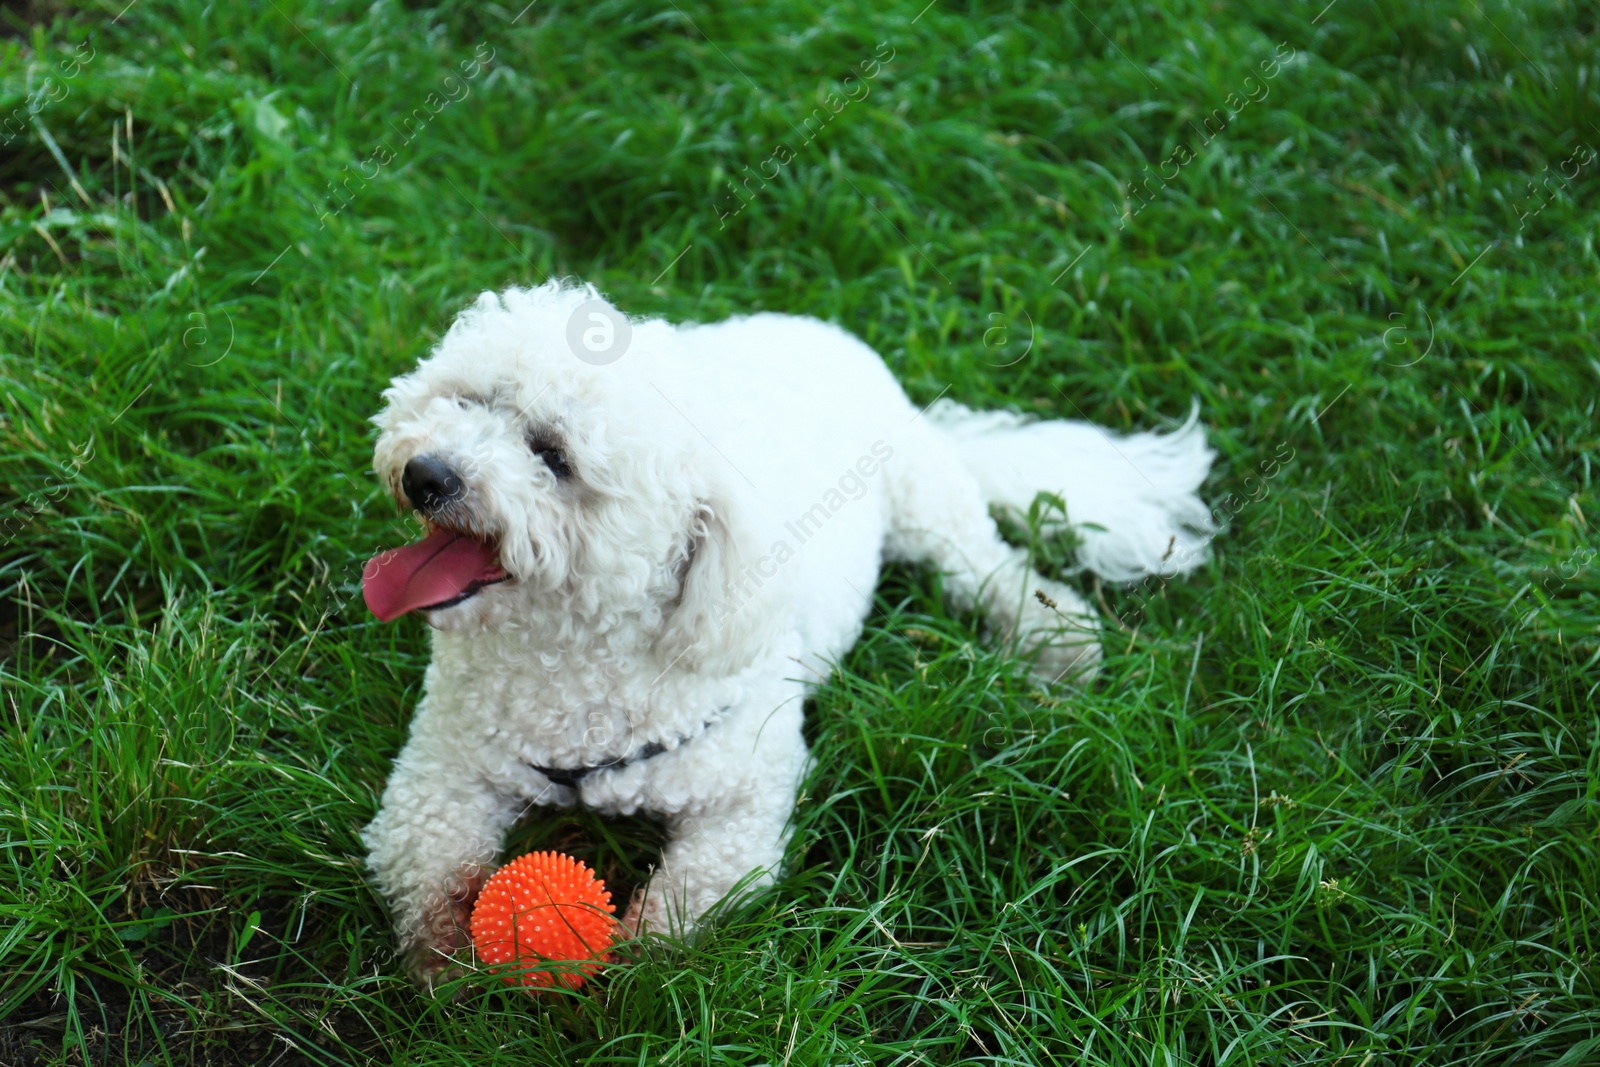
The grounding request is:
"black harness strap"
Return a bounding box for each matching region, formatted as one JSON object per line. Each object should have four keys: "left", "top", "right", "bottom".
{"left": 529, "top": 710, "right": 727, "bottom": 789}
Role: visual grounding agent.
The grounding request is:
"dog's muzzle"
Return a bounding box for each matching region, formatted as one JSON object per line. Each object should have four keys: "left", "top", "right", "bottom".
{"left": 362, "top": 454, "right": 510, "bottom": 621}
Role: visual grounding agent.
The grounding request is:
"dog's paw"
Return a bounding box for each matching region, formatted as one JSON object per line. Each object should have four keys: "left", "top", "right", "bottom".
{"left": 618, "top": 887, "right": 648, "bottom": 939}
{"left": 404, "top": 865, "right": 489, "bottom": 993}
{"left": 408, "top": 947, "right": 468, "bottom": 994}
{"left": 1015, "top": 578, "right": 1102, "bottom": 684}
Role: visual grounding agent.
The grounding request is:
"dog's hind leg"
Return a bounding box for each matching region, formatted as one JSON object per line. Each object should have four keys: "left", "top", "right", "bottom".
{"left": 879, "top": 418, "right": 1102, "bottom": 682}
{"left": 880, "top": 402, "right": 1213, "bottom": 682}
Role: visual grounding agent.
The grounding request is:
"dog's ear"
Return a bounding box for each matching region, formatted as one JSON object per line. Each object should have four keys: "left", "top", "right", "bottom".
{"left": 655, "top": 488, "right": 783, "bottom": 677}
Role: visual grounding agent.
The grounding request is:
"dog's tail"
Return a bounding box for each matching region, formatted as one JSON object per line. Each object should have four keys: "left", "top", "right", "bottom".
{"left": 926, "top": 399, "right": 1217, "bottom": 582}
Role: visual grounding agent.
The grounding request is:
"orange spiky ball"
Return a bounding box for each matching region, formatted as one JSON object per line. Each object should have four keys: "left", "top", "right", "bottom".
{"left": 469, "top": 851, "right": 617, "bottom": 989}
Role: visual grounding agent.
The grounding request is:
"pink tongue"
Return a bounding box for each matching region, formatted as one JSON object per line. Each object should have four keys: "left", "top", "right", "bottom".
{"left": 362, "top": 527, "right": 502, "bottom": 621}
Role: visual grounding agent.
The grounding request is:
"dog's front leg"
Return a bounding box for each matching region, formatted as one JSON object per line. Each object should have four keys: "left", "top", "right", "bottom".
{"left": 626, "top": 783, "right": 796, "bottom": 938}
{"left": 362, "top": 735, "right": 522, "bottom": 989}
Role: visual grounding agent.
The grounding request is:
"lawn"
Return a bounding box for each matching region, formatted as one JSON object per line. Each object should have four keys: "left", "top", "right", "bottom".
{"left": 1, "top": 0, "right": 1597, "bottom": 1063}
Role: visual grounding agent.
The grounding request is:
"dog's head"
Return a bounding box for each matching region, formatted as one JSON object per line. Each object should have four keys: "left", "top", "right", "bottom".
{"left": 364, "top": 282, "right": 777, "bottom": 675}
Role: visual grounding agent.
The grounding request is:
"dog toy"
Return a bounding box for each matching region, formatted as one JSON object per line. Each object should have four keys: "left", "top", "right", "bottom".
{"left": 469, "top": 851, "right": 617, "bottom": 989}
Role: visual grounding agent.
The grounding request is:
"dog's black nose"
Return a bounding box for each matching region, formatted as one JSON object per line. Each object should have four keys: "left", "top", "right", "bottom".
{"left": 402, "top": 455, "right": 464, "bottom": 514}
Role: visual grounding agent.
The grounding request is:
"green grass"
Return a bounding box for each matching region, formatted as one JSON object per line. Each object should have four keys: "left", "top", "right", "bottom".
{"left": 2, "top": 0, "right": 1597, "bottom": 1062}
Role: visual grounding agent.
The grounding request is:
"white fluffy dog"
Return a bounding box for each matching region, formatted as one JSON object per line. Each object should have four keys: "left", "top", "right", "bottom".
{"left": 359, "top": 280, "right": 1214, "bottom": 985}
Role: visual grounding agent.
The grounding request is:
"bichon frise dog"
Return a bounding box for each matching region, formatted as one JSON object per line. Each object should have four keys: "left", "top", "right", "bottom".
{"left": 359, "top": 281, "right": 1214, "bottom": 986}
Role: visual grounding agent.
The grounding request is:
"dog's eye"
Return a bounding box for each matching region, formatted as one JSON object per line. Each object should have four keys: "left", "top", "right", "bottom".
{"left": 530, "top": 439, "right": 572, "bottom": 480}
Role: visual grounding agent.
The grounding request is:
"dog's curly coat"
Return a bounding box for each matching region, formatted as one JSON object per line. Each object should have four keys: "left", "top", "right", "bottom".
{"left": 360, "top": 281, "right": 1215, "bottom": 985}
